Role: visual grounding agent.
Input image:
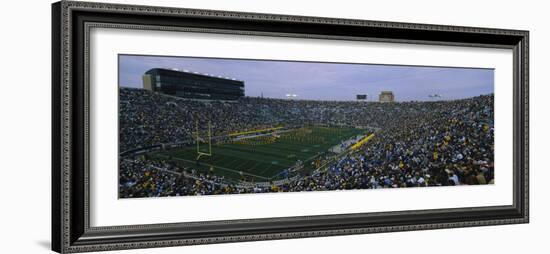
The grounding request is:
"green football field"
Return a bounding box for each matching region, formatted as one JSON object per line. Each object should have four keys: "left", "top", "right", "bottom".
{"left": 150, "top": 127, "right": 365, "bottom": 182}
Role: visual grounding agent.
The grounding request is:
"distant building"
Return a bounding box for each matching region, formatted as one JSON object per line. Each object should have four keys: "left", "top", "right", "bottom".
{"left": 356, "top": 94, "right": 367, "bottom": 101}
{"left": 379, "top": 91, "right": 395, "bottom": 102}
{"left": 142, "top": 68, "right": 244, "bottom": 100}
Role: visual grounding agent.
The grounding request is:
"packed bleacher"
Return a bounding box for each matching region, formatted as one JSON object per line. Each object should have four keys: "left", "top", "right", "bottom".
{"left": 119, "top": 87, "right": 494, "bottom": 197}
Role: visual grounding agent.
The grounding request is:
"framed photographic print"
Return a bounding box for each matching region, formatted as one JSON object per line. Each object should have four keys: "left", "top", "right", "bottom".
{"left": 52, "top": 1, "right": 529, "bottom": 253}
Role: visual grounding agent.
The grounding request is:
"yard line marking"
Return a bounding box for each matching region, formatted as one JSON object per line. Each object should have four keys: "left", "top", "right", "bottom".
{"left": 167, "top": 156, "right": 270, "bottom": 180}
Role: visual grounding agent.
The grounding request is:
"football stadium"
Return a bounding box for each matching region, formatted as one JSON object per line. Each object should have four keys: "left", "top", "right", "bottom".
{"left": 151, "top": 126, "right": 367, "bottom": 182}
{"left": 119, "top": 67, "right": 494, "bottom": 198}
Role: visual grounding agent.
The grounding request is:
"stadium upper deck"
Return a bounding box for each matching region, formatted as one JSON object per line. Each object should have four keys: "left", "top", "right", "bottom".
{"left": 142, "top": 68, "right": 245, "bottom": 100}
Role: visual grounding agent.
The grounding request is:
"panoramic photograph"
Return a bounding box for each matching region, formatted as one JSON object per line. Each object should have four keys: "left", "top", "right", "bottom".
{"left": 118, "top": 54, "right": 495, "bottom": 198}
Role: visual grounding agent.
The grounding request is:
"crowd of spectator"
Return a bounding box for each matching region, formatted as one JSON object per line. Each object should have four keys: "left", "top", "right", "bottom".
{"left": 120, "top": 88, "right": 413, "bottom": 152}
{"left": 119, "top": 88, "right": 494, "bottom": 198}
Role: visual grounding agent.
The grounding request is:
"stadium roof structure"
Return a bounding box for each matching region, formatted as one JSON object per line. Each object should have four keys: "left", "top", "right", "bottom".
{"left": 145, "top": 68, "right": 243, "bottom": 82}
{"left": 143, "top": 68, "right": 245, "bottom": 100}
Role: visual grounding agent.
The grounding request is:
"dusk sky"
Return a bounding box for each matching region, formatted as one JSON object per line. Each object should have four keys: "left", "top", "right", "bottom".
{"left": 119, "top": 55, "right": 494, "bottom": 102}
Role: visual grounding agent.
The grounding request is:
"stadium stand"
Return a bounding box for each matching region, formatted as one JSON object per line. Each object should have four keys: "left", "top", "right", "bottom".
{"left": 119, "top": 87, "right": 494, "bottom": 197}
